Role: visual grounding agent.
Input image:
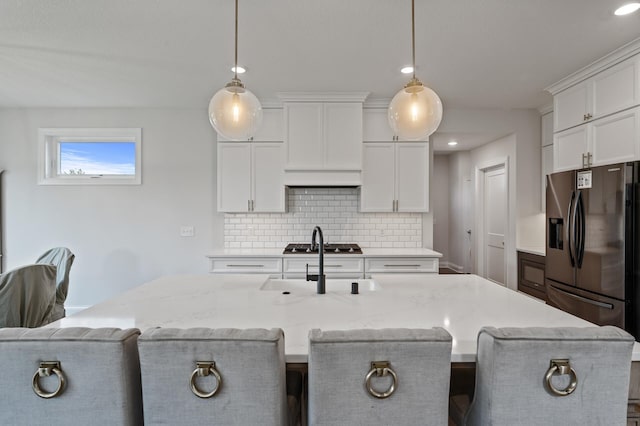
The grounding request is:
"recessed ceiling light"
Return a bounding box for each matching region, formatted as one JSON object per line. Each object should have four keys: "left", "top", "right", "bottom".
{"left": 231, "top": 66, "right": 246, "bottom": 74}
{"left": 615, "top": 2, "right": 640, "bottom": 15}
{"left": 448, "top": 141, "right": 458, "bottom": 146}
{"left": 400, "top": 66, "right": 414, "bottom": 74}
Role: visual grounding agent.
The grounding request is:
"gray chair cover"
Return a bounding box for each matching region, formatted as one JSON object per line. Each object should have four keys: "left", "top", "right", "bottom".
{"left": 308, "top": 328, "right": 453, "bottom": 426}
{"left": 464, "top": 326, "right": 635, "bottom": 426}
{"left": 138, "top": 327, "right": 288, "bottom": 426}
{"left": 0, "top": 327, "right": 142, "bottom": 426}
{"left": 36, "top": 247, "right": 75, "bottom": 321}
{"left": 0, "top": 264, "right": 57, "bottom": 327}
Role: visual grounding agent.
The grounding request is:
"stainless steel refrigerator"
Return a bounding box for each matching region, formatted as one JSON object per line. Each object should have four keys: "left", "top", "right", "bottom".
{"left": 546, "top": 162, "right": 639, "bottom": 340}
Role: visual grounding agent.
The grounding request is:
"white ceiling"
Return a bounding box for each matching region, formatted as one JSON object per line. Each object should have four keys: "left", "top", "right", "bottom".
{"left": 1, "top": 0, "right": 640, "bottom": 150}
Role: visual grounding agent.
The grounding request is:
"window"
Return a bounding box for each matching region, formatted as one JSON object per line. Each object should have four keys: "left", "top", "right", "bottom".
{"left": 38, "top": 128, "right": 142, "bottom": 185}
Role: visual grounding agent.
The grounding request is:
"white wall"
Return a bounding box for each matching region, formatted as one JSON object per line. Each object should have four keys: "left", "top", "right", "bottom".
{"left": 440, "top": 108, "right": 541, "bottom": 286}
{"left": 0, "top": 108, "right": 220, "bottom": 310}
{"left": 447, "top": 151, "right": 472, "bottom": 272}
{"left": 432, "top": 155, "right": 450, "bottom": 264}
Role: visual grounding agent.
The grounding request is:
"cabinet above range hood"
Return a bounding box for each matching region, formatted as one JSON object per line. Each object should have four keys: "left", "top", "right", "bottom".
{"left": 279, "top": 92, "right": 369, "bottom": 187}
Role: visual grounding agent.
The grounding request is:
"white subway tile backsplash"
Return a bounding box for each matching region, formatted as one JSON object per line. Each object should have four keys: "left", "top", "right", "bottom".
{"left": 224, "top": 187, "right": 422, "bottom": 248}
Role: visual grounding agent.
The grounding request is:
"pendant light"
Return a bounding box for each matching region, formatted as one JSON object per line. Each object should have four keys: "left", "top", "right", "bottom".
{"left": 209, "top": 0, "right": 262, "bottom": 140}
{"left": 388, "top": 0, "right": 442, "bottom": 140}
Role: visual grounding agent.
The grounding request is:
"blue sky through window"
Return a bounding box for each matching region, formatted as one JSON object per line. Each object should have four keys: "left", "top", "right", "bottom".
{"left": 59, "top": 141, "right": 136, "bottom": 175}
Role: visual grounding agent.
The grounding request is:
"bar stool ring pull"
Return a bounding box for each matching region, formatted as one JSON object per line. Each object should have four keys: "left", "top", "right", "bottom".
{"left": 544, "top": 359, "right": 578, "bottom": 397}
{"left": 365, "top": 361, "right": 397, "bottom": 399}
{"left": 32, "top": 361, "right": 66, "bottom": 399}
{"left": 190, "top": 361, "right": 222, "bottom": 398}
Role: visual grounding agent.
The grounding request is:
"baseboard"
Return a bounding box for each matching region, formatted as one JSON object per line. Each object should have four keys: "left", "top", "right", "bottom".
{"left": 444, "top": 262, "right": 465, "bottom": 273}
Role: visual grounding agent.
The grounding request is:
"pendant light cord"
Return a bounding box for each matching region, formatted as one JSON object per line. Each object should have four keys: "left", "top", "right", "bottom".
{"left": 234, "top": 0, "right": 238, "bottom": 80}
{"left": 411, "top": 0, "right": 416, "bottom": 80}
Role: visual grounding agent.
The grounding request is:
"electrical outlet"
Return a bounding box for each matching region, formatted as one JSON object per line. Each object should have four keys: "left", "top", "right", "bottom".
{"left": 180, "top": 226, "right": 195, "bottom": 237}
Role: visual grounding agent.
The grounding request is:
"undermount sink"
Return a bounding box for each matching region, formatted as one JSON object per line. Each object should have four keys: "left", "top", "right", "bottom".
{"left": 260, "top": 278, "right": 382, "bottom": 293}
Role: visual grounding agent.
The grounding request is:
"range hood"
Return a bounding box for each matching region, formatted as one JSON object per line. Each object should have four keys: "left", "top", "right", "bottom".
{"left": 279, "top": 91, "right": 368, "bottom": 188}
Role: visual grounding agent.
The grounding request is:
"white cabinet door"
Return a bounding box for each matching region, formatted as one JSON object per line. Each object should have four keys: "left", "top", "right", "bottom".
{"left": 592, "top": 59, "right": 639, "bottom": 119}
{"left": 324, "top": 103, "right": 362, "bottom": 169}
{"left": 361, "top": 143, "right": 395, "bottom": 212}
{"left": 591, "top": 107, "right": 640, "bottom": 167}
{"left": 217, "top": 109, "right": 283, "bottom": 142}
{"left": 253, "top": 143, "right": 286, "bottom": 212}
{"left": 554, "top": 83, "right": 590, "bottom": 132}
{"left": 554, "top": 126, "right": 588, "bottom": 172}
{"left": 218, "top": 143, "right": 252, "bottom": 212}
{"left": 396, "top": 143, "right": 429, "bottom": 212}
{"left": 363, "top": 109, "right": 395, "bottom": 141}
{"left": 284, "top": 103, "right": 323, "bottom": 168}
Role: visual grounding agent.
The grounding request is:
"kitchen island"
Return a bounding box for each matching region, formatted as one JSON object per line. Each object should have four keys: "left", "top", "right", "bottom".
{"left": 49, "top": 273, "right": 640, "bottom": 363}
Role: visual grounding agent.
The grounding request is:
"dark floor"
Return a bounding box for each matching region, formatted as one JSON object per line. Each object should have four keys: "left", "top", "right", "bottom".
{"left": 439, "top": 268, "right": 461, "bottom": 274}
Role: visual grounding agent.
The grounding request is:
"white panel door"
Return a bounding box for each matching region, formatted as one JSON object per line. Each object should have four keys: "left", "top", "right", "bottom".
{"left": 360, "top": 143, "right": 395, "bottom": 212}
{"left": 284, "top": 103, "right": 323, "bottom": 168}
{"left": 253, "top": 143, "right": 285, "bottom": 212}
{"left": 554, "top": 126, "right": 588, "bottom": 172}
{"left": 217, "top": 143, "right": 251, "bottom": 212}
{"left": 324, "top": 103, "right": 362, "bottom": 169}
{"left": 484, "top": 166, "right": 506, "bottom": 286}
{"left": 395, "top": 143, "right": 429, "bottom": 212}
{"left": 591, "top": 107, "right": 640, "bottom": 167}
{"left": 554, "top": 83, "right": 589, "bottom": 132}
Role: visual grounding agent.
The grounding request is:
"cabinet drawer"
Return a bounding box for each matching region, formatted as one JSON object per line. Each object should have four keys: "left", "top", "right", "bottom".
{"left": 365, "top": 257, "right": 438, "bottom": 274}
{"left": 283, "top": 257, "right": 364, "bottom": 277}
{"left": 209, "top": 257, "right": 282, "bottom": 274}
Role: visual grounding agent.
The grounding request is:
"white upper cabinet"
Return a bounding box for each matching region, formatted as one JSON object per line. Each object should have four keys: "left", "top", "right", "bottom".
{"left": 363, "top": 109, "right": 395, "bottom": 141}
{"left": 554, "top": 55, "right": 640, "bottom": 133}
{"left": 360, "top": 142, "right": 429, "bottom": 213}
{"left": 217, "top": 109, "right": 284, "bottom": 142}
{"left": 553, "top": 106, "right": 640, "bottom": 172}
{"left": 363, "top": 108, "right": 428, "bottom": 141}
{"left": 217, "top": 142, "right": 285, "bottom": 213}
{"left": 284, "top": 102, "right": 362, "bottom": 170}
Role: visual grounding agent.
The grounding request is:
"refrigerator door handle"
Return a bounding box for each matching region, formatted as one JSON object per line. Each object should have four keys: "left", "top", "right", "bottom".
{"left": 576, "top": 191, "right": 586, "bottom": 268}
{"left": 549, "top": 285, "right": 614, "bottom": 310}
{"left": 567, "top": 191, "right": 576, "bottom": 267}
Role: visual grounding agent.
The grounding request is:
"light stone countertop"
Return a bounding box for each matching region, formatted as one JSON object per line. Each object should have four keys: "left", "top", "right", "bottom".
{"left": 49, "top": 273, "right": 640, "bottom": 363}
{"left": 517, "top": 247, "right": 546, "bottom": 257}
{"left": 207, "top": 247, "right": 442, "bottom": 257}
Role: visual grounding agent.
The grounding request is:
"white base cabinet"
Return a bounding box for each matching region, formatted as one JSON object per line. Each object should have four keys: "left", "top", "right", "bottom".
{"left": 283, "top": 257, "right": 364, "bottom": 279}
{"left": 217, "top": 142, "right": 285, "bottom": 212}
{"left": 361, "top": 142, "right": 429, "bottom": 212}
{"left": 208, "top": 257, "right": 283, "bottom": 279}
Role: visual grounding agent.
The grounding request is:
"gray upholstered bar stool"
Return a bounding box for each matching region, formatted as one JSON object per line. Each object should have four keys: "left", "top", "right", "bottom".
{"left": 138, "top": 327, "right": 288, "bottom": 426}
{"left": 453, "top": 326, "right": 635, "bottom": 426}
{"left": 0, "top": 327, "right": 142, "bottom": 426}
{"left": 308, "top": 328, "right": 453, "bottom": 426}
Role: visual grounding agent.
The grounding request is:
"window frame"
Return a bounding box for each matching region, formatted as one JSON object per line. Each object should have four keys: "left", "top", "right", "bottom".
{"left": 38, "top": 128, "right": 142, "bottom": 185}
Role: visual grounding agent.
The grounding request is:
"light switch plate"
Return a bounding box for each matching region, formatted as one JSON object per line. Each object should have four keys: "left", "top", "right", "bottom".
{"left": 180, "top": 226, "right": 195, "bottom": 237}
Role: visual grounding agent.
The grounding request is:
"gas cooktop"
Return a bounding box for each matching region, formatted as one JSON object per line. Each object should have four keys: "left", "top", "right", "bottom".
{"left": 283, "top": 243, "right": 362, "bottom": 254}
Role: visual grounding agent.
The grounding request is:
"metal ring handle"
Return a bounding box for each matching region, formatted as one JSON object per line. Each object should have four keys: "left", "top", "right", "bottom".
{"left": 190, "top": 362, "right": 222, "bottom": 399}
{"left": 32, "top": 362, "right": 66, "bottom": 399}
{"left": 364, "top": 361, "right": 397, "bottom": 399}
{"left": 544, "top": 359, "right": 577, "bottom": 397}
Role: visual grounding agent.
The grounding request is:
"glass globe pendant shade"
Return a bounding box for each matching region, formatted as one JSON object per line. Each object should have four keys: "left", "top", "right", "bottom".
{"left": 209, "top": 81, "right": 262, "bottom": 141}
{"left": 388, "top": 81, "right": 443, "bottom": 140}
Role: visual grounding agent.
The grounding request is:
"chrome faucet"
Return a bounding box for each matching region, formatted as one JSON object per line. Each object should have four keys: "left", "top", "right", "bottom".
{"left": 306, "top": 226, "right": 326, "bottom": 294}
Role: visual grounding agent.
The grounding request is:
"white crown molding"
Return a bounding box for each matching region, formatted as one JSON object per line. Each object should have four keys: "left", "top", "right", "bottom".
{"left": 277, "top": 92, "right": 370, "bottom": 102}
{"left": 363, "top": 98, "right": 391, "bottom": 108}
{"left": 537, "top": 103, "right": 553, "bottom": 115}
{"left": 545, "top": 36, "right": 640, "bottom": 95}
